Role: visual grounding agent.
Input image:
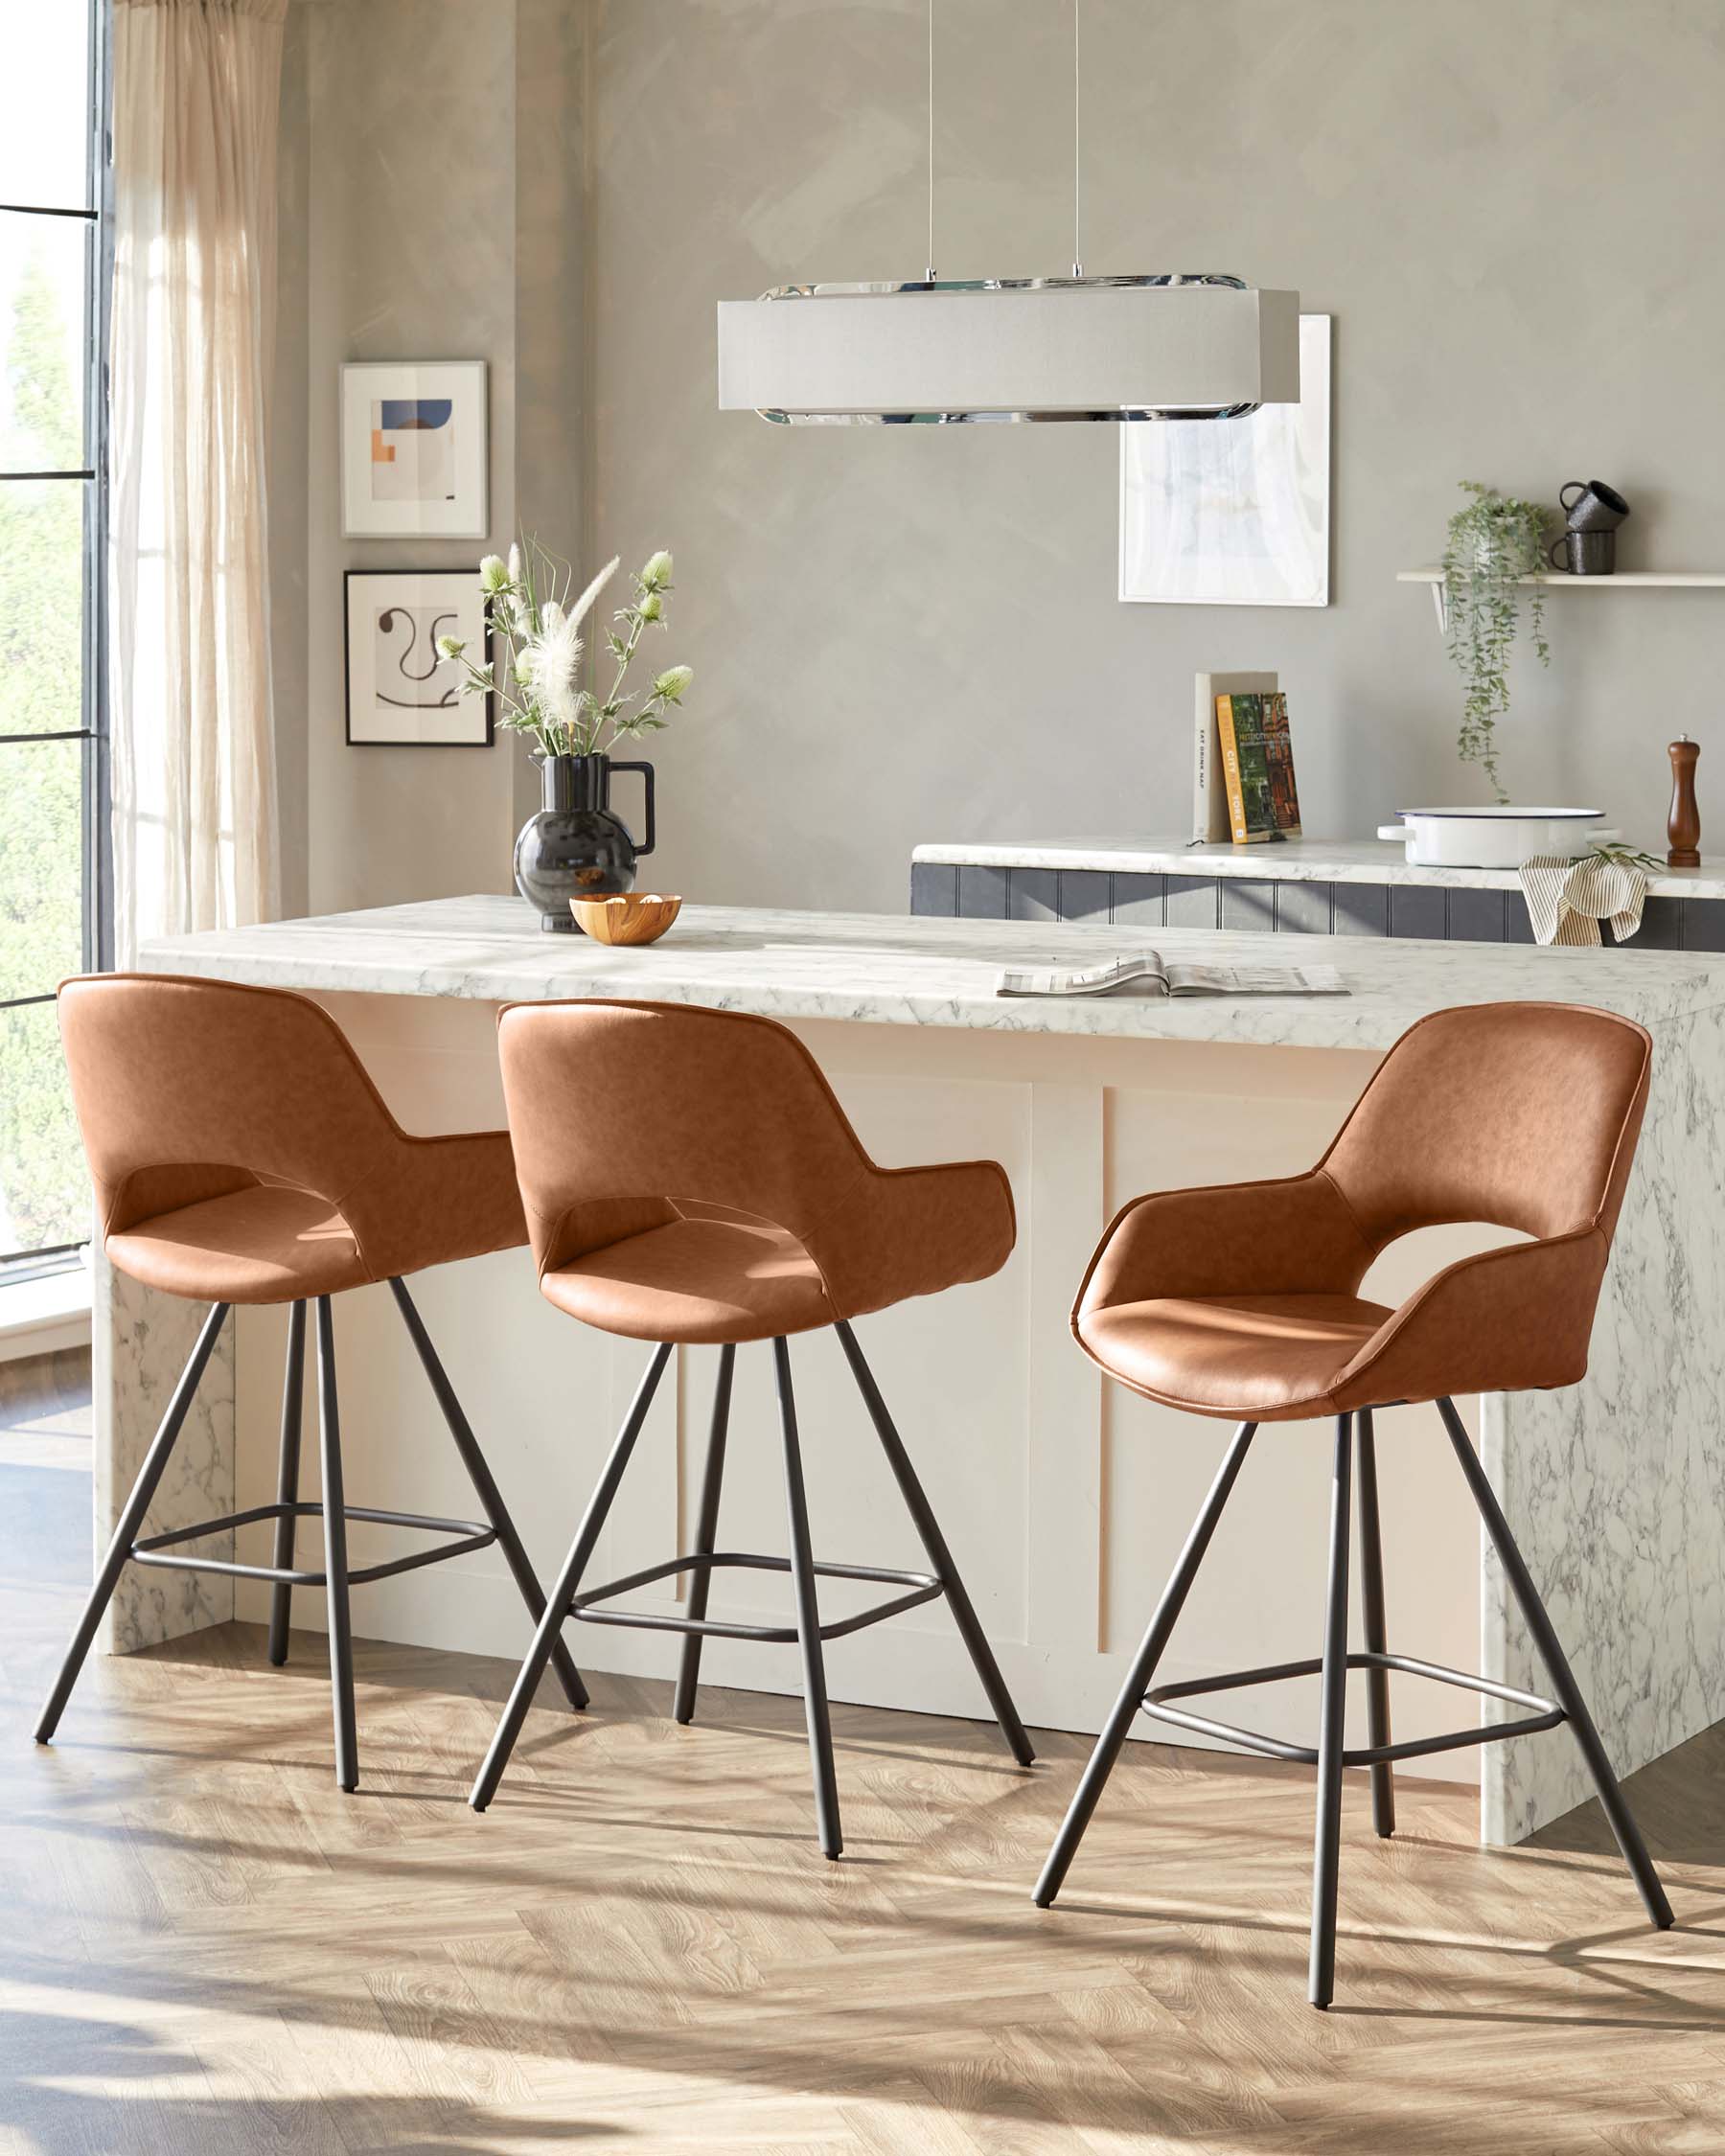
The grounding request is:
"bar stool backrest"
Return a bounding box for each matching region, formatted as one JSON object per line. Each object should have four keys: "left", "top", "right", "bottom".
{"left": 59, "top": 973, "right": 404, "bottom": 1240}
{"left": 1320, "top": 1001, "right": 1652, "bottom": 1250}
{"left": 496, "top": 999, "right": 878, "bottom": 1276}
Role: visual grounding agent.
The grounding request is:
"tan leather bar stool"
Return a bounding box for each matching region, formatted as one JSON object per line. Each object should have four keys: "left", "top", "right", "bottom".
{"left": 35, "top": 974, "right": 586, "bottom": 1788}
{"left": 1033, "top": 1001, "right": 1674, "bottom": 2007}
{"left": 468, "top": 998, "right": 1036, "bottom": 1854}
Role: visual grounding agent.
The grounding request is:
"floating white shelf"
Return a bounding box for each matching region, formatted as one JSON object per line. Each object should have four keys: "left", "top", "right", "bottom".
{"left": 1399, "top": 566, "right": 1725, "bottom": 631}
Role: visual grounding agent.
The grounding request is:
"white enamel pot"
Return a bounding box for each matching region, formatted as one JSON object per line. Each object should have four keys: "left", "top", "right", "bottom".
{"left": 1376, "top": 807, "right": 1620, "bottom": 870}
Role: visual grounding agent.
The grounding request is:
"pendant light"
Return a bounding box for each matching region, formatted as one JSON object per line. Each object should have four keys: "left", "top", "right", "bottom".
{"left": 717, "top": 1, "right": 1299, "bottom": 425}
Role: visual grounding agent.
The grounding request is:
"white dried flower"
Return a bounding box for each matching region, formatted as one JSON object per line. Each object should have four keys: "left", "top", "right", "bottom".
{"left": 527, "top": 609, "right": 586, "bottom": 732}
{"left": 568, "top": 556, "right": 620, "bottom": 631}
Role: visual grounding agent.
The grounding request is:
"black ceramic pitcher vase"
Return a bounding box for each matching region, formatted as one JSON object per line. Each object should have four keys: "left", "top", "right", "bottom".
{"left": 514, "top": 752, "right": 656, "bottom": 932}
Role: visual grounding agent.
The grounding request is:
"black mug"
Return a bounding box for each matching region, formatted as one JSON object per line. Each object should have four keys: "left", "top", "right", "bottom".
{"left": 1560, "top": 479, "right": 1630, "bottom": 532}
{"left": 1549, "top": 529, "right": 1616, "bottom": 576}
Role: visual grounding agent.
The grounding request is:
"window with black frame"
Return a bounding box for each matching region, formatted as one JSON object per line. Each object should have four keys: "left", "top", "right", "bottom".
{"left": 0, "top": 0, "right": 109, "bottom": 1281}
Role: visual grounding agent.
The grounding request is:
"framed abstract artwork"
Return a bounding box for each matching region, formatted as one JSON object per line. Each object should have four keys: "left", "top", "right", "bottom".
{"left": 340, "top": 360, "right": 489, "bottom": 538}
{"left": 343, "top": 569, "right": 493, "bottom": 746}
{"left": 1118, "top": 314, "right": 1331, "bottom": 608}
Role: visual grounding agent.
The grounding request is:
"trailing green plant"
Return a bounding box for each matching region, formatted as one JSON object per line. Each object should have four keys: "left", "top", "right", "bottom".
{"left": 1439, "top": 482, "right": 1551, "bottom": 802}
{"left": 438, "top": 540, "right": 693, "bottom": 761}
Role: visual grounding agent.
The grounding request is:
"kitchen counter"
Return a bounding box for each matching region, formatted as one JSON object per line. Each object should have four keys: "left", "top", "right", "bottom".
{"left": 96, "top": 897, "right": 1725, "bottom": 1847}
{"left": 912, "top": 835, "right": 1725, "bottom": 950}
{"left": 138, "top": 891, "right": 1725, "bottom": 1044}
{"left": 913, "top": 832, "right": 1725, "bottom": 896}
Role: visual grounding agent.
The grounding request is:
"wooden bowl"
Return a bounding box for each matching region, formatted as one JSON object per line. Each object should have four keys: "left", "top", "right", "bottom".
{"left": 569, "top": 892, "right": 682, "bottom": 946}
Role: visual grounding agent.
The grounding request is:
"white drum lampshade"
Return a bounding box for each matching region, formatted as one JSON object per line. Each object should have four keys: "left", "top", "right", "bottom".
{"left": 717, "top": 276, "right": 1300, "bottom": 425}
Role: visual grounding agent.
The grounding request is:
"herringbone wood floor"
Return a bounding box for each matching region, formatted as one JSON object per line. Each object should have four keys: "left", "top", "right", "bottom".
{"left": 5, "top": 1353, "right": 1725, "bottom": 2154}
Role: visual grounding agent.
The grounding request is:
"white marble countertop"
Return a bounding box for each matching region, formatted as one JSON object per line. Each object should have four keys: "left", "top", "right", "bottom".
{"left": 140, "top": 895, "right": 1725, "bottom": 1050}
{"left": 913, "top": 834, "right": 1725, "bottom": 899}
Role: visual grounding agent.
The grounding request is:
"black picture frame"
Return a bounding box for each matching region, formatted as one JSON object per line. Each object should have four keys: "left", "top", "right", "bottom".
{"left": 343, "top": 568, "right": 494, "bottom": 747}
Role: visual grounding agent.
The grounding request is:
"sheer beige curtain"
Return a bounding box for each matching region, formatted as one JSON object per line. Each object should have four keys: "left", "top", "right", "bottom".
{"left": 109, "top": 0, "right": 288, "bottom": 963}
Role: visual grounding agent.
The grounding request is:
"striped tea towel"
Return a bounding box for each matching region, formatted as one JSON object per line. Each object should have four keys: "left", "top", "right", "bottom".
{"left": 1518, "top": 854, "right": 1648, "bottom": 947}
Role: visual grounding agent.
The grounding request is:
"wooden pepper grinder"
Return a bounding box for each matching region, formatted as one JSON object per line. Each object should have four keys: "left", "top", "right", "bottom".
{"left": 1668, "top": 735, "right": 1701, "bottom": 866}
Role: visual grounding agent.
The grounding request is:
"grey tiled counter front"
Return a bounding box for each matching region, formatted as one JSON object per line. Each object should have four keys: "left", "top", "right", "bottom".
{"left": 911, "top": 837, "right": 1725, "bottom": 950}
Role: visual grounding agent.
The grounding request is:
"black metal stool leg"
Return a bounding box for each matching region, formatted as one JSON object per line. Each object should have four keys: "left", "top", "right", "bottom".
{"left": 314, "top": 1296, "right": 359, "bottom": 1793}
{"left": 836, "top": 1319, "right": 1035, "bottom": 1767}
{"left": 1436, "top": 1395, "right": 1673, "bottom": 1930}
{"left": 388, "top": 1276, "right": 589, "bottom": 1711}
{"left": 1309, "top": 1412, "right": 1354, "bottom": 2010}
{"left": 1034, "top": 1418, "right": 1256, "bottom": 1908}
{"left": 1355, "top": 1408, "right": 1395, "bottom": 1839}
{"left": 470, "top": 1342, "right": 673, "bottom": 1812}
{"left": 35, "top": 1300, "right": 231, "bottom": 1744}
{"left": 266, "top": 1301, "right": 307, "bottom": 1668}
{"left": 673, "top": 1344, "right": 735, "bottom": 1726}
{"left": 774, "top": 1337, "right": 842, "bottom": 1860}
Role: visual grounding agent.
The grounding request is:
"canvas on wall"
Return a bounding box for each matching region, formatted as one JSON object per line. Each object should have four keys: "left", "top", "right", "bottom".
{"left": 1118, "top": 314, "right": 1331, "bottom": 608}
{"left": 340, "top": 361, "right": 489, "bottom": 539}
{"left": 344, "top": 569, "right": 492, "bottom": 745}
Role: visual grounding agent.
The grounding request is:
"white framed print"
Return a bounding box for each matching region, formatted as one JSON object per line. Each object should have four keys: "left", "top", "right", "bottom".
{"left": 344, "top": 569, "right": 493, "bottom": 746}
{"left": 340, "top": 361, "right": 489, "bottom": 538}
{"left": 1118, "top": 314, "right": 1331, "bottom": 608}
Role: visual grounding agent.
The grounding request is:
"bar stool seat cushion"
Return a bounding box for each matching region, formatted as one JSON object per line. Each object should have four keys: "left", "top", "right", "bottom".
{"left": 1076, "top": 1292, "right": 1395, "bottom": 1420}
{"left": 107, "top": 1185, "right": 375, "bottom": 1303}
{"left": 538, "top": 1177, "right": 1011, "bottom": 1345}
{"left": 542, "top": 1206, "right": 832, "bottom": 1344}
{"left": 99, "top": 1134, "right": 527, "bottom": 1304}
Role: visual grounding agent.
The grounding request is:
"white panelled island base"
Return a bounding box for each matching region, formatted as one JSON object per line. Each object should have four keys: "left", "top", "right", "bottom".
{"left": 107, "top": 896, "right": 1725, "bottom": 1846}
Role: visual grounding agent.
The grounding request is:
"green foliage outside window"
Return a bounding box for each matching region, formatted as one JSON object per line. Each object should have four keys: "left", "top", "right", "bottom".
{"left": 0, "top": 248, "right": 89, "bottom": 1255}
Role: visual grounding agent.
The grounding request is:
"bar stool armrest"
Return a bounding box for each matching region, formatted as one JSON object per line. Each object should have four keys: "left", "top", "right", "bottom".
{"left": 1075, "top": 1170, "right": 1372, "bottom": 1320}
{"left": 343, "top": 1130, "right": 530, "bottom": 1279}
{"left": 1335, "top": 1227, "right": 1610, "bottom": 1406}
{"left": 814, "top": 1158, "right": 1017, "bottom": 1318}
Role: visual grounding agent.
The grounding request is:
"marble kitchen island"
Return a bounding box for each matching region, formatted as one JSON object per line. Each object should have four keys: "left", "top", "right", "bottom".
{"left": 100, "top": 896, "right": 1725, "bottom": 1846}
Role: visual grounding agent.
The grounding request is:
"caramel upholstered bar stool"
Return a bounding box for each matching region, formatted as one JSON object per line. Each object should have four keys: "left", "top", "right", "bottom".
{"left": 1033, "top": 1002, "right": 1674, "bottom": 2007}
{"left": 35, "top": 974, "right": 586, "bottom": 1787}
{"left": 469, "top": 998, "right": 1036, "bottom": 1854}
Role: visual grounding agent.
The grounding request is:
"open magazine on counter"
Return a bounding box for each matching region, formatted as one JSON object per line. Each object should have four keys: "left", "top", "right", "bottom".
{"left": 995, "top": 952, "right": 1348, "bottom": 998}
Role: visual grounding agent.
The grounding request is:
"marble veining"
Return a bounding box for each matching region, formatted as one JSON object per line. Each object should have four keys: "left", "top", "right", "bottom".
{"left": 95, "top": 1255, "right": 235, "bottom": 1653}
{"left": 914, "top": 834, "right": 1725, "bottom": 900}
{"left": 140, "top": 895, "right": 1725, "bottom": 1046}
{"left": 1487, "top": 995, "right": 1725, "bottom": 1841}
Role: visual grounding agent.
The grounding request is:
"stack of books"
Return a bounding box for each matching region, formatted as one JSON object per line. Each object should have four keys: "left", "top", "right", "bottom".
{"left": 1191, "top": 674, "right": 1302, "bottom": 845}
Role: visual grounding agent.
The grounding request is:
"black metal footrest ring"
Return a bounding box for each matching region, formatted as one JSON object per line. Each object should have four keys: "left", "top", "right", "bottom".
{"left": 129, "top": 1499, "right": 496, "bottom": 1587}
{"left": 570, "top": 1548, "right": 943, "bottom": 1644}
{"left": 1143, "top": 1648, "right": 1566, "bottom": 1768}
